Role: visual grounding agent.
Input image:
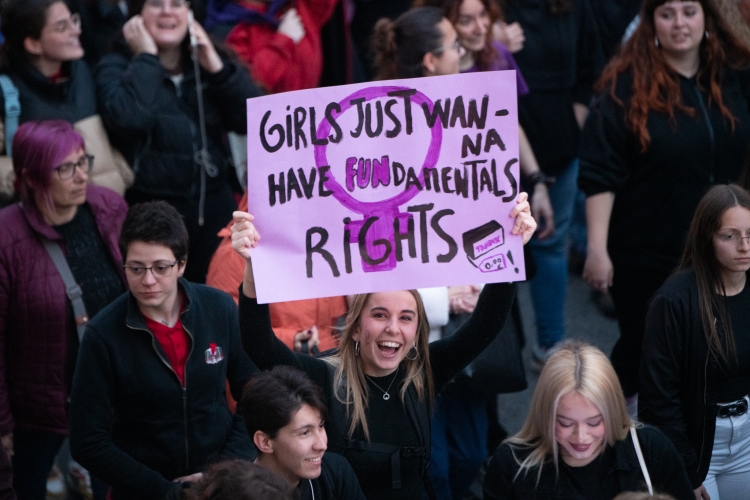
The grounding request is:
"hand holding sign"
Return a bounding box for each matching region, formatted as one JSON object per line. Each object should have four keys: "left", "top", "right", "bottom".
{"left": 247, "top": 72, "right": 532, "bottom": 302}
{"left": 509, "top": 192, "right": 535, "bottom": 244}
{"left": 234, "top": 196, "right": 535, "bottom": 300}
{"left": 232, "top": 211, "right": 261, "bottom": 298}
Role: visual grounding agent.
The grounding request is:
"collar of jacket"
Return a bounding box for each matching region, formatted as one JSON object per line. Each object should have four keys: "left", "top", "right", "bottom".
{"left": 609, "top": 429, "right": 642, "bottom": 473}
{"left": 20, "top": 186, "right": 119, "bottom": 242}
{"left": 125, "top": 276, "right": 194, "bottom": 331}
{"left": 20, "top": 198, "right": 65, "bottom": 242}
{"left": 10, "top": 53, "right": 72, "bottom": 95}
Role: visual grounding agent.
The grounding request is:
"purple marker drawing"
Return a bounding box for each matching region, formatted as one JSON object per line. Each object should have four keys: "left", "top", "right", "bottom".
{"left": 314, "top": 86, "right": 442, "bottom": 272}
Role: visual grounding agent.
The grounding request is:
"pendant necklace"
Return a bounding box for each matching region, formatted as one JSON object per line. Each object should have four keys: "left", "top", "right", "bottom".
{"left": 366, "top": 371, "right": 398, "bottom": 401}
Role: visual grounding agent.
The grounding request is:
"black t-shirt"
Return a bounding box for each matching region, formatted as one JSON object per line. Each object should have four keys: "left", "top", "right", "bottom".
{"left": 712, "top": 281, "right": 750, "bottom": 402}
{"left": 55, "top": 203, "right": 123, "bottom": 390}
{"left": 561, "top": 451, "right": 619, "bottom": 500}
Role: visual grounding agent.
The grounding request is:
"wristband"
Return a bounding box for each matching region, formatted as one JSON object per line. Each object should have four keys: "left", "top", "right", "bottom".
{"left": 525, "top": 172, "right": 554, "bottom": 186}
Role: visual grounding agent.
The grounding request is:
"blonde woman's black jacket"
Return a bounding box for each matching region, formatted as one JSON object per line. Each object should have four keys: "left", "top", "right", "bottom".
{"left": 639, "top": 269, "right": 717, "bottom": 489}
{"left": 94, "top": 44, "right": 260, "bottom": 199}
{"left": 69, "top": 279, "right": 258, "bottom": 500}
{"left": 484, "top": 425, "right": 693, "bottom": 499}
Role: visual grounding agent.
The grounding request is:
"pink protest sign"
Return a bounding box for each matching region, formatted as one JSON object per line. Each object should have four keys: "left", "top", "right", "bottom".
{"left": 247, "top": 71, "right": 524, "bottom": 303}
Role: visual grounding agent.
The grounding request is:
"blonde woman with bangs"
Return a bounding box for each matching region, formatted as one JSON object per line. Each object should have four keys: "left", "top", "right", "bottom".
{"left": 484, "top": 341, "right": 693, "bottom": 500}
{"left": 230, "top": 194, "right": 536, "bottom": 500}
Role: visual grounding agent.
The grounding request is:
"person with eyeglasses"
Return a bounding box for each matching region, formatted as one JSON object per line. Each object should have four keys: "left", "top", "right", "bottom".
{"left": 370, "top": 5, "right": 545, "bottom": 499}
{"left": 95, "top": 0, "right": 261, "bottom": 284}
{"left": 0, "top": 0, "right": 100, "bottom": 207}
{"left": 0, "top": 120, "right": 128, "bottom": 500}
{"left": 641, "top": 184, "right": 750, "bottom": 500}
{"left": 69, "top": 200, "right": 258, "bottom": 500}
{"left": 370, "top": 6, "right": 463, "bottom": 80}
{"left": 579, "top": 0, "right": 750, "bottom": 429}
{"left": 0, "top": 0, "right": 88, "bottom": 126}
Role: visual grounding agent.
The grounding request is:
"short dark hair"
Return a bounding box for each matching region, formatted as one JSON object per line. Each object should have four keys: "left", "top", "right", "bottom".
{"left": 242, "top": 366, "right": 328, "bottom": 439}
{"left": 119, "top": 201, "right": 189, "bottom": 263}
{"left": 185, "top": 460, "right": 294, "bottom": 500}
{"left": 1, "top": 0, "right": 60, "bottom": 65}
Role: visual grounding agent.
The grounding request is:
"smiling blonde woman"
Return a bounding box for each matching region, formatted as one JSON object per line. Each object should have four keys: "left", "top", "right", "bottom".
{"left": 484, "top": 341, "right": 694, "bottom": 500}
{"left": 231, "top": 195, "right": 536, "bottom": 500}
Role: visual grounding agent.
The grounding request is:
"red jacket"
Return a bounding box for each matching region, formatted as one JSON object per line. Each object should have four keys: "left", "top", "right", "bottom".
{"left": 226, "top": 0, "right": 338, "bottom": 93}
{"left": 0, "top": 186, "right": 127, "bottom": 436}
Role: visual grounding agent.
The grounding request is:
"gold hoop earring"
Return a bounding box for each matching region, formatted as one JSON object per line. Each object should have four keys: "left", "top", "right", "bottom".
{"left": 405, "top": 345, "right": 418, "bottom": 361}
{"left": 355, "top": 341, "right": 360, "bottom": 357}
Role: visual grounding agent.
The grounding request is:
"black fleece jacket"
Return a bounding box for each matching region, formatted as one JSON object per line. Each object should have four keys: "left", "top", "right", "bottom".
{"left": 70, "top": 279, "right": 258, "bottom": 500}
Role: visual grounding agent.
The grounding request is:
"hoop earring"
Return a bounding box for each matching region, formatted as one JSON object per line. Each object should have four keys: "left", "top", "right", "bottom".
{"left": 705, "top": 30, "right": 709, "bottom": 40}
{"left": 654, "top": 36, "right": 660, "bottom": 47}
{"left": 405, "top": 345, "right": 418, "bottom": 361}
{"left": 355, "top": 341, "right": 360, "bottom": 357}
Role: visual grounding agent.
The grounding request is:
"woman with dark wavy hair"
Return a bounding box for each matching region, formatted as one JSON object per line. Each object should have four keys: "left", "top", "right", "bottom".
{"left": 579, "top": 0, "right": 750, "bottom": 416}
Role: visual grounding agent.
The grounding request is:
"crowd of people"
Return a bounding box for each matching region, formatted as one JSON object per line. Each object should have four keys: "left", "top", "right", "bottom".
{"left": 2, "top": 0, "right": 750, "bottom": 499}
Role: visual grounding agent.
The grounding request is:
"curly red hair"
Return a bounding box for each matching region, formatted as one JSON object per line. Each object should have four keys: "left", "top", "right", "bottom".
{"left": 598, "top": 0, "right": 750, "bottom": 152}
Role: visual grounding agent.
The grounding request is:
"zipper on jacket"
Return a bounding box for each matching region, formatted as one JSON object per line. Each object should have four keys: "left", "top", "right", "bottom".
{"left": 181, "top": 323, "right": 195, "bottom": 472}
{"left": 691, "top": 83, "right": 715, "bottom": 183}
{"left": 129, "top": 320, "right": 195, "bottom": 474}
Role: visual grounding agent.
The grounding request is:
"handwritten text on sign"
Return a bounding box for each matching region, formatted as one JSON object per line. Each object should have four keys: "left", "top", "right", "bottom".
{"left": 247, "top": 72, "right": 525, "bottom": 303}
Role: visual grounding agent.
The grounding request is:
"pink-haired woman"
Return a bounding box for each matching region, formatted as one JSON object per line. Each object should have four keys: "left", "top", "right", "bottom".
{"left": 0, "top": 120, "right": 127, "bottom": 499}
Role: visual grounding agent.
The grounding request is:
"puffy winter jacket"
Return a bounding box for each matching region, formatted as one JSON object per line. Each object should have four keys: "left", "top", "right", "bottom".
{"left": 0, "top": 186, "right": 126, "bottom": 436}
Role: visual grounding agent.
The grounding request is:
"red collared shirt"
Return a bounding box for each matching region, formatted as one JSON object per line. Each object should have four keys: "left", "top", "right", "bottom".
{"left": 144, "top": 314, "right": 191, "bottom": 386}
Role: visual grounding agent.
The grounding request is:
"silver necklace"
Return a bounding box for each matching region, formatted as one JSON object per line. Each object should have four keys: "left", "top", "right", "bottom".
{"left": 366, "top": 371, "right": 398, "bottom": 400}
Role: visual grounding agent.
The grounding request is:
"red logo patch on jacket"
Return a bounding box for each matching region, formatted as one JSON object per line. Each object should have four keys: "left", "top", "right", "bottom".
{"left": 204, "top": 343, "right": 224, "bottom": 364}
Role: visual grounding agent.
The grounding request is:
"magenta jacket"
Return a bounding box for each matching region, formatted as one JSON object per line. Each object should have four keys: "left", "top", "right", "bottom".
{"left": 0, "top": 186, "right": 127, "bottom": 436}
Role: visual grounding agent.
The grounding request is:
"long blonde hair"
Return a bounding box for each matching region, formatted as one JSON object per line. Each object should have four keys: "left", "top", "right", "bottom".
{"left": 506, "top": 341, "right": 632, "bottom": 482}
{"left": 325, "top": 290, "right": 433, "bottom": 440}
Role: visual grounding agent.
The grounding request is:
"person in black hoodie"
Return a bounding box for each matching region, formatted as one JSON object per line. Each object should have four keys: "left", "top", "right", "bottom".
{"left": 95, "top": 0, "right": 261, "bottom": 283}
{"left": 579, "top": 0, "right": 750, "bottom": 413}
{"left": 242, "top": 366, "right": 365, "bottom": 500}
